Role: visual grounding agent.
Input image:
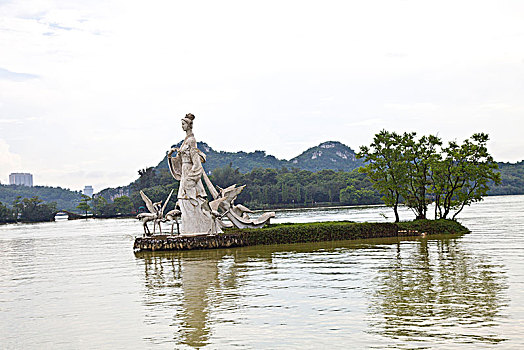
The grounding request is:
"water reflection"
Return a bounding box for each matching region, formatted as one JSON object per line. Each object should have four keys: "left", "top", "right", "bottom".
{"left": 137, "top": 243, "right": 349, "bottom": 348}
{"left": 139, "top": 250, "right": 216, "bottom": 348}
{"left": 368, "top": 237, "right": 509, "bottom": 347}
{"left": 136, "top": 234, "right": 509, "bottom": 349}
{"left": 0, "top": 196, "right": 520, "bottom": 349}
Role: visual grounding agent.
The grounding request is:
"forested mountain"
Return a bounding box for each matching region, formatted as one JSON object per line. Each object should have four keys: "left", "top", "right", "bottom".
{"left": 99, "top": 165, "right": 382, "bottom": 214}
{"left": 2, "top": 142, "right": 522, "bottom": 217}
{"left": 155, "top": 140, "right": 363, "bottom": 174}
{"left": 490, "top": 161, "right": 524, "bottom": 195}
{"left": 0, "top": 185, "right": 83, "bottom": 211}
{"left": 156, "top": 142, "right": 283, "bottom": 174}
{"left": 95, "top": 140, "right": 373, "bottom": 212}
{"left": 288, "top": 141, "right": 364, "bottom": 172}
{"left": 108, "top": 141, "right": 524, "bottom": 209}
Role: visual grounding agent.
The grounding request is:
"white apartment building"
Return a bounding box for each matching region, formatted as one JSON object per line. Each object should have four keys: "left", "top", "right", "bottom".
{"left": 83, "top": 185, "right": 94, "bottom": 197}
{"left": 9, "top": 173, "right": 33, "bottom": 187}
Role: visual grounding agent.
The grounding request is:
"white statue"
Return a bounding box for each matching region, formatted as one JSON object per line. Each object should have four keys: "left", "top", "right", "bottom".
{"left": 167, "top": 113, "right": 218, "bottom": 234}
{"left": 164, "top": 113, "right": 275, "bottom": 235}
{"left": 164, "top": 203, "right": 182, "bottom": 234}
{"left": 204, "top": 182, "right": 275, "bottom": 229}
{"left": 137, "top": 189, "right": 173, "bottom": 235}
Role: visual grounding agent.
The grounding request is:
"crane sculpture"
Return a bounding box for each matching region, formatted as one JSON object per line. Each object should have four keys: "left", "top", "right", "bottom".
{"left": 136, "top": 189, "right": 173, "bottom": 235}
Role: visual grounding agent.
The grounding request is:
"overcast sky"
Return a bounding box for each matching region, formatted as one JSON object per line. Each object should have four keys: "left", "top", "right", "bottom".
{"left": 1, "top": 0, "right": 523, "bottom": 192}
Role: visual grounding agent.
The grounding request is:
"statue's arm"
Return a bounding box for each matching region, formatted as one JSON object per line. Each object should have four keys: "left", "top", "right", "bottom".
{"left": 167, "top": 147, "right": 179, "bottom": 157}
{"left": 167, "top": 147, "right": 182, "bottom": 180}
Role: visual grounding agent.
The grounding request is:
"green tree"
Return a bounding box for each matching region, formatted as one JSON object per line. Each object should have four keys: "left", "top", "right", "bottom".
{"left": 359, "top": 130, "right": 499, "bottom": 221}
{"left": 431, "top": 133, "right": 501, "bottom": 219}
{"left": 91, "top": 195, "right": 121, "bottom": 217}
{"left": 340, "top": 185, "right": 377, "bottom": 205}
{"left": 358, "top": 130, "right": 410, "bottom": 222}
{"left": 210, "top": 163, "right": 242, "bottom": 189}
{"left": 92, "top": 195, "right": 108, "bottom": 216}
{"left": 0, "top": 186, "right": 83, "bottom": 212}
{"left": 76, "top": 195, "right": 91, "bottom": 217}
{"left": 99, "top": 203, "right": 116, "bottom": 217}
{"left": 12, "top": 195, "right": 22, "bottom": 221}
{"left": 489, "top": 161, "right": 524, "bottom": 196}
{"left": 114, "top": 196, "right": 134, "bottom": 214}
{"left": 0, "top": 201, "right": 14, "bottom": 222}
{"left": 402, "top": 134, "right": 442, "bottom": 220}
{"left": 134, "top": 167, "right": 156, "bottom": 191}
{"left": 18, "top": 196, "right": 56, "bottom": 222}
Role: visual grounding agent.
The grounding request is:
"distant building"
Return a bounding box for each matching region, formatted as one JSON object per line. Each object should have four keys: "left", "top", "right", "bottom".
{"left": 83, "top": 185, "right": 94, "bottom": 198}
{"left": 9, "top": 173, "right": 33, "bottom": 187}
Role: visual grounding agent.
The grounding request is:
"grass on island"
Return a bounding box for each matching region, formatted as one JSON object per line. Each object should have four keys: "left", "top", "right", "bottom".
{"left": 222, "top": 219, "right": 470, "bottom": 246}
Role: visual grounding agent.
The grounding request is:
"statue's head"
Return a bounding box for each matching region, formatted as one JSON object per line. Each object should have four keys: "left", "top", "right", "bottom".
{"left": 181, "top": 113, "right": 195, "bottom": 131}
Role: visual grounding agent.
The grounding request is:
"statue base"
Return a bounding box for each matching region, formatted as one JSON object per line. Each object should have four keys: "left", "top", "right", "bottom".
{"left": 134, "top": 233, "right": 247, "bottom": 252}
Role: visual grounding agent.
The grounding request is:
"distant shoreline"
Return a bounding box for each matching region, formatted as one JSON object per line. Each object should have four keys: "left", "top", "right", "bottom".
{"left": 2, "top": 193, "right": 524, "bottom": 225}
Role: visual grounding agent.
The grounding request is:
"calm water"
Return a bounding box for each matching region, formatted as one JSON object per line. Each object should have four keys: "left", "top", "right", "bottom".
{"left": 1, "top": 195, "right": 523, "bottom": 349}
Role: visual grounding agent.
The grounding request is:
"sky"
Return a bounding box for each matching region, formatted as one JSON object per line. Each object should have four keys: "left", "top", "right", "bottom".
{"left": 1, "top": 0, "right": 523, "bottom": 192}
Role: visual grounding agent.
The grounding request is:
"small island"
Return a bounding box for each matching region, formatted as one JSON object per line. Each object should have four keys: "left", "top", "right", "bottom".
{"left": 134, "top": 219, "right": 469, "bottom": 252}
{"left": 132, "top": 115, "right": 498, "bottom": 252}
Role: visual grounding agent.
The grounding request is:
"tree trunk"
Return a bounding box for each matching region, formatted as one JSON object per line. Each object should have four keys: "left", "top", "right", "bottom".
{"left": 394, "top": 192, "right": 400, "bottom": 222}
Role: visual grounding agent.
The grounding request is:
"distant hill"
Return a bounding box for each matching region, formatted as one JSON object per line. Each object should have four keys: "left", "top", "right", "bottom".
{"left": 155, "top": 140, "right": 363, "bottom": 174}
{"left": 0, "top": 185, "right": 84, "bottom": 212}
{"left": 155, "top": 141, "right": 283, "bottom": 174}
{"left": 288, "top": 141, "right": 364, "bottom": 172}
{"left": 99, "top": 140, "right": 523, "bottom": 204}
{"left": 490, "top": 161, "right": 524, "bottom": 195}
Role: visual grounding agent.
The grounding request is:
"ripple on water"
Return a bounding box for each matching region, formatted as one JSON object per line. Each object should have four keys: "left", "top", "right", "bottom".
{"left": 1, "top": 195, "right": 524, "bottom": 349}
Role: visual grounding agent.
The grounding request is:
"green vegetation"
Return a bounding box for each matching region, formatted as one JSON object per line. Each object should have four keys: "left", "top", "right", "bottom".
{"left": 76, "top": 195, "right": 91, "bottom": 217}
{"left": 285, "top": 141, "right": 364, "bottom": 172}
{"left": 101, "top": 164, "right": 383, "bottom": 214}
{"left": 91, "top": 196, "right": 114, "bottom": 217}
{"left": 134, "top": 219, "right": 469, "bottom": 251}
{"left": 87, "top": 195, "right": 135, "bottom": 217}
{"left": 355, "top": 131, "right": 409, "bottom": 222}
{"left": 2, "top": 140, "right": 519, "bottom": 225}
{"left": 0, "top": 184, "right": 83, "bottom": 212}
{"left": 228, "top": 221, "right": 399, "bottom": 246}
{"left": 155, "top": 141, "right": 363, "bottom": 174}
{"left": 430, "top": 134, "right": 500, "bottom": 219}
{"left": 12, "top": 196, "right": 56, "bottom": 222}
{"left": 114, "top": 196, "right": 134, "bottom": 214}
{"left": 491, "top": 161, "right": 524, "bottom": 195}
{"left": 100, "top": 135, "right": 521, "bottom": 217}
{"left": 397, "top": 219, "right": 471, "bottom": 235}
{"left": 104, "top": 139, "right": 518, "bottom": 216}
{"left": 228, "top": 219, "right": 469, "bottom": 246}
{"left": 156, "top": 142, "right": 287, "bottom": 174}
{"left": 235, "top": 167, "right": 381, "bottom": 208}
{"left": 0, "top": 201, "right": 15, "bottom": 223}
{"left": 358, "top": 131, "right": 500, "bottom": 221}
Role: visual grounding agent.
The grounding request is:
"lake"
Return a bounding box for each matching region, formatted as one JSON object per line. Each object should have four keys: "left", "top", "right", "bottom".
{"left": 1, "top": 195, "right": 523, "bottom": 349}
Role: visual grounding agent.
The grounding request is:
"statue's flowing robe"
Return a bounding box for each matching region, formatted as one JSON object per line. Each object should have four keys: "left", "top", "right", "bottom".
{"left": 168, "top": 134, "right": 215, "bottom": 234}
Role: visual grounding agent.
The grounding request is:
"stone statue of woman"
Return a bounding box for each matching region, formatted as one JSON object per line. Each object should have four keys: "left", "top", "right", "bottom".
{"left": 167, "top": 113, "right": 215, "bottom": 234}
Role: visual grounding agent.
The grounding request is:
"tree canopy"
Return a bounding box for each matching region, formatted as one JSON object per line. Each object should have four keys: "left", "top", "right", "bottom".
{"left": 13, "top": 196, "right": 57, "bottom": 222}
{"left": 358, "top": 131, "right": 500, "bottom": 221}
{"left": 76, "top": 195, "right": 91, "bottom": 218}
